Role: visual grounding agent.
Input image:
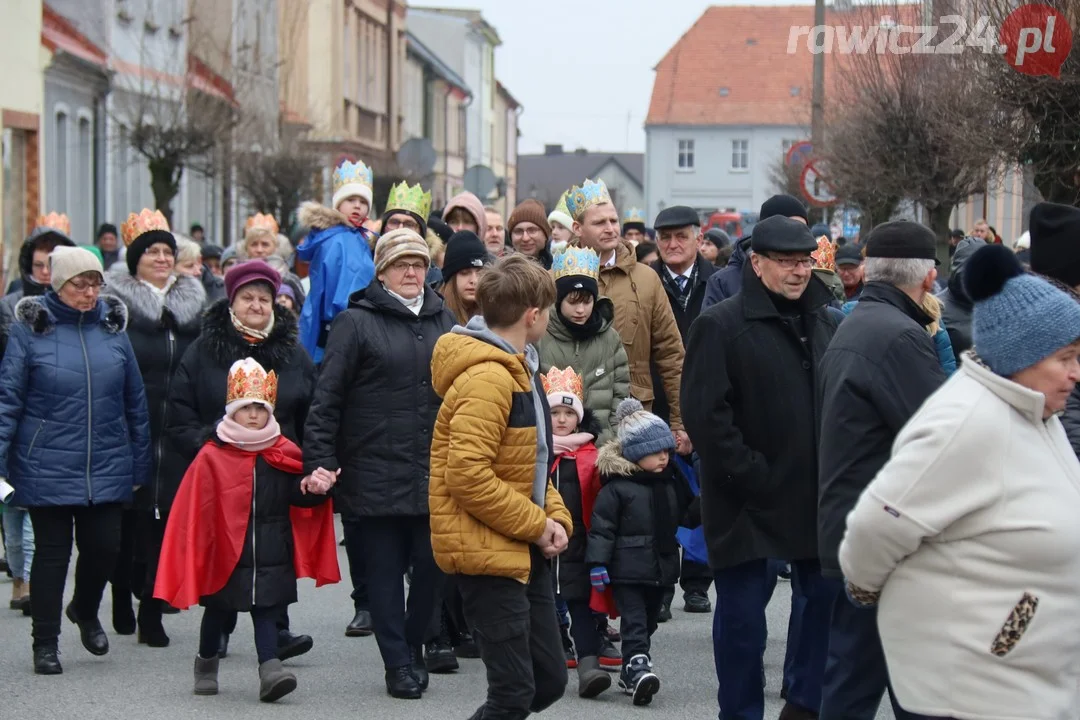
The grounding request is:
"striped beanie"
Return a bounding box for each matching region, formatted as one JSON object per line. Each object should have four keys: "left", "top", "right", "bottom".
{"left": 374, "top": 228, "right": 430, "bottom": 274}
{"left": 614, "top": 398, "right": 676, "bottom": 463}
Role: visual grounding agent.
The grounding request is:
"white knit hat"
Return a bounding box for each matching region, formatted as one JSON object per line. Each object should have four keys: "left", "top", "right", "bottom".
{"left": 49, "top": 246, "right": 103, "bottom": 292}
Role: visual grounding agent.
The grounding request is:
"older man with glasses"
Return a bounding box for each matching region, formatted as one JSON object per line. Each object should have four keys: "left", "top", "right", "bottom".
{"left": 683, "top": 215, "right": 841, "bottom": 720}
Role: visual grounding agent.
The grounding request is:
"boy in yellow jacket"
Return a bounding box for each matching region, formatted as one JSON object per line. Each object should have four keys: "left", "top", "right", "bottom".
{"left": 429, "top": 254, "right": 574, "bottom": 719}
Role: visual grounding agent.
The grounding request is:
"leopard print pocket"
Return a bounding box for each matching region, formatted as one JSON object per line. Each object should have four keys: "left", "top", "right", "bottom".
{"left": 990, "top": 592, "right": 1039, "bottom": 657}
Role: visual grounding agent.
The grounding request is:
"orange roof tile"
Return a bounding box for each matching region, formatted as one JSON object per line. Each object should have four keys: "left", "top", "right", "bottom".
{"left": 647, "top": 3, "right": 918, "bottom": 127}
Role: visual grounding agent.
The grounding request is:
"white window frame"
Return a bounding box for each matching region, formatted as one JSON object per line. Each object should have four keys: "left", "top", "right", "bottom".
{"left": 677, "top": 139, "right": 694, "bottom": 172}
{"left": 731, "top": 139, "right": 749, "bottom": 172}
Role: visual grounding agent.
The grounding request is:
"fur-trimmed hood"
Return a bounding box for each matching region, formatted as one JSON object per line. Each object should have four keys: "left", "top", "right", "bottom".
{"left": 297, "top": 201, "right": 378, "bottom": 251}
{"left": 14, "top": 294, "right": 127, "bottom": 335}
{"left": 596, "top": 439, "right": 640, "bottom": 479}
{"left": 103, "top": 265, "right": 206, "bottom": 333}
{"left": 200, "top": 297, "right": 300, "bottom": 369}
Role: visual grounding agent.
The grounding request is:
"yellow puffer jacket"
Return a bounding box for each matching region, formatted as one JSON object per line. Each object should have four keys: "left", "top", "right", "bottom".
{"left": 429, "top": 331, "right": 572, "bottom": 583}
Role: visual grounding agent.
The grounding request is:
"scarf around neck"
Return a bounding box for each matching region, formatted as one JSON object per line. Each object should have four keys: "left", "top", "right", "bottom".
{"left": 384, "top": 284, "right": 424, "bottom": 315}
{"left": 557, "top": 305, "right": 603, "bottom": 341}
{"left": 553, "top": 430, "right": 595, "bottom": 456}
{"left": 215, "top": 413, "right": 282, "bottom": 452}
{"left": 230, "top": 307, "right": 275, "bottom": 342}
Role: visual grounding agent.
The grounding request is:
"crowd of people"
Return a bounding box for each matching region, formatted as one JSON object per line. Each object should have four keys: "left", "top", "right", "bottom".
{"left": 1, "top": 155, "right": 1080, "bottom": 720}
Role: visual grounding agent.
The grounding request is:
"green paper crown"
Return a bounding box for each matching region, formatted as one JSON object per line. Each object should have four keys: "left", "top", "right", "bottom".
{"left": 385, "top": 181, "right": 432, "bottom": 221}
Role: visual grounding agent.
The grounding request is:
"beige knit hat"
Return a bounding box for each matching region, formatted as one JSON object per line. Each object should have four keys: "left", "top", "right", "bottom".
{"left": 374, "top": 228, "right": 430, "bottom": 274}
{"left": 50, "top": 246, "right": 104, "bottom": 292}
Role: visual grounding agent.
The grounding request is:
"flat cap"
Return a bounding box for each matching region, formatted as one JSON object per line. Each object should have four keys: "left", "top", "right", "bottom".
{"left": 751, "top": 215, "right": 818, "bottom": 254}
{"left": 864, "top": 221, "right": 939, "bottom": 264}
{"left": 653, "top": 205, "right": 701, "bottom": 231}
{"left": 835, "top": 244, "right": 864, "bottom": 266}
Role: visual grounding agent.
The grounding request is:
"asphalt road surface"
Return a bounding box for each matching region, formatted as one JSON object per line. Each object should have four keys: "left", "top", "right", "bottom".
{"left": 0, "top": 526, "right": 895, "bottom": 719}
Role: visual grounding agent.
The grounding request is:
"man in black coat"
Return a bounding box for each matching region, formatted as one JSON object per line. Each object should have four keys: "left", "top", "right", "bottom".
{"left": 937, "top": 235, "right": 986, "bottom": 361}
{"left": 683, "top": 216, "right": 839, "bottom": 720}
{"left": 817, "top": 221, "right": 946, "bottom": 719}
{"left": 649, "top": 205, "right": 717, "bottom": 617}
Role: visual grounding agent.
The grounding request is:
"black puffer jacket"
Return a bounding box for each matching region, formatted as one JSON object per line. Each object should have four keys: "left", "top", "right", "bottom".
{"left": 938, "top": 236, "right": 986, "bottom": 361}
{"left": 585, "top": 441, "right": 695, "bottom": 586}
{"left": 167, "top": 300, "right": 317, "bottom": 468}
{"left": 103, "top": 268, "right": 206, "bottom": 514}
{"left": 303, "top": 282, "right": 455, "bottom": 518}
{"left": 0, "top": 228, "right": 76, "bottom": 359}
{"left": 552, "top": 412, "right": 603, "bottom": 600}
{"left": 200, "top": 453, "right": 326, "bottom": 612}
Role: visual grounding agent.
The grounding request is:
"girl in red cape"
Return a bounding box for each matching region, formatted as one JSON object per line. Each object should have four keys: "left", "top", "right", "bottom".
{"left": 542, "top": 367, "right": 615, "bottom": 700}
{"left": 154, "top": 358, "right": 339, "bottom": 703}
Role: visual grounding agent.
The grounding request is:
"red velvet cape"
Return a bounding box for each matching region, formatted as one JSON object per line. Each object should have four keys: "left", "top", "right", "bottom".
{"left": 552, "top": 444, "right": 618, "bottom": 618}
{"left": 154, "top": 436, "right": 340, "bottom": 610}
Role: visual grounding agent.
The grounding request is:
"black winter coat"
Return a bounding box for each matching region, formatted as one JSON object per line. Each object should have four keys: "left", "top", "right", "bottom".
{"left": 816, "top": 283, "right": 946, "bottom": 577}
{"left": 552, "top": 413, "right": 603, "bottom": 600}
{"left": 682, "top": 264, "right": 839, "bottom": 569}
{"left": 103, "top": 268, "right": 206, "bottom": 514}
{"left": 649, "top": 254, "right": 717, "bottom": 424}
{"left": 303, "top": 282, "right": 455, "bottom": 518}
{"left": 585, "top": 442, "right": 695, "bottom": 586}
{"left": 167, "top": 300, "right": 317, "bottom": 469}
{"left": 201, "top": 453, "right": 327, "bottom": 612}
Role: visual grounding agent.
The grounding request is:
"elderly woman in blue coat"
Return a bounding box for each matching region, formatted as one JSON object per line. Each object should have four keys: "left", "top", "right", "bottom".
{"left": 0, "top": 246, "right": 151, "bottom": 676}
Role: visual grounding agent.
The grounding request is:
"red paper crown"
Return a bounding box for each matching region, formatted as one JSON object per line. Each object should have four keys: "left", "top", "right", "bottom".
{"left": 245, "top": 213, "right": 280, "bottom": 235}
{"left": 226, "top": 358, "right": 278, "bottom": 408}
{"left": 811, "top": 236, "right": 835, "bottom": 271}
{"left": 37, "top": 212, "right": 71, "bottom": 236}
{"left": 541, "top": 366, "right": 584, "bottom": 403}
{"left": 121, "top": 209, "right": 170, "bottom": 247}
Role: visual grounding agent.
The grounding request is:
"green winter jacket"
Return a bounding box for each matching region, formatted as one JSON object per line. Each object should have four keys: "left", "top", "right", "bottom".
{"left": 537, "top": 297, "right": 630, "bottom": 445}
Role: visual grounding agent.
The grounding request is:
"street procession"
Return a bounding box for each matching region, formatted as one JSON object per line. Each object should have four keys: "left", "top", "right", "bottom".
{"left": 1, "top": 0, "right": 1080, "bottom": 719}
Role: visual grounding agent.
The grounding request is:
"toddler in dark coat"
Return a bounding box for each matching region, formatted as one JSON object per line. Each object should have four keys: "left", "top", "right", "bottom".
{"left": 587, "top": 398, "right": 698, "bottom": 706}
{"left": 155, "top": 359, "right": 340, "bottom": 703}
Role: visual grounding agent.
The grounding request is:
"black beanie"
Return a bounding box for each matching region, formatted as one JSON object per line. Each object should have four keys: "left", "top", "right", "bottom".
{"left": 379, "top": 209, "right": 428, "bottom": 237}
{"left": 556, "top": 274, "right": 599, "bottom": 306}
{"left": 441, "top": 231, "right": 489, "bottom": 280}
{"left": 759, "top": 194, "right": 808, "bottom": 222}
{"left": 126, "top": 229, "right": 177, "bottom": 276}
{"left": 1030, "top": 202, "right": 1080, "bottom": 288}
{"left": 96, "top": 223, "right": 118, "bottom": 241}
{"left": 428, "top": 216, "right": 453, "bottom": 243}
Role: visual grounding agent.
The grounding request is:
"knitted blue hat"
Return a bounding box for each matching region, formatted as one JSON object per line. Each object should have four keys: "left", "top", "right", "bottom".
{"left": 614, "top": 398, "right": 676, "bottom": 464}
{"left": 966, "top": 244, "right": 1080, "bottom": 376}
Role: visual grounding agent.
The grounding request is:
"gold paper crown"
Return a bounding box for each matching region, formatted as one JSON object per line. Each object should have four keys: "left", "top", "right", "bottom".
{"left": 565, "top": 179, "right": 612, "bottom": 221}
{"left": 622, "top": 207, "right": 646, "bottom": 226}
{"left": 541, "top": 366, "right": 585, "bottom": 404}
{"left": 245, "top": 213, "right": 280, "bottom": 236}
{"left": 333, "top": 160, "right": 374, "bottom": 194}
{"left": 552, "top": 246, "right": 600, "bottom": 282}
{"left": 120, "top": 209, "right": 170, "bottom": 247}
{"left": 385, "top": 181, "right": 432, "bottom": 221}
{"left": 37, "top": 212, "right": 71, "bottom": 237}
{"left": 226, "top": 358, "right": 278, "bottom": 409}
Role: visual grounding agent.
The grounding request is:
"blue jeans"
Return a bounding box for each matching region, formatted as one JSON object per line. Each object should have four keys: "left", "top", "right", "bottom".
{"left": 3, "top": 505, "right": 33, "bottom": 581}
{"left": 713, "top": 559, "right": 835, "bottom": 720}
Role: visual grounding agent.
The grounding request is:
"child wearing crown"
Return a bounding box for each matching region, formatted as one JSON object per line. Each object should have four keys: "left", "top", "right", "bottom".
{"left": 154, "top": 358, "right": 340, "bottom": 703}
{"left": 538, "top": 246, "right": 630, "bottom": 445}
{"left": 542, "top": 366, "right": 615, "bottom": 700}
{"left": 296, "top": 160, "right": 378, "bottom": 363}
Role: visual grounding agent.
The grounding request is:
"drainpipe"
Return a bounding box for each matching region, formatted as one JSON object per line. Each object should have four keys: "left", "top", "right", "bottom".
{"left": 386, "top": 2, "right": 395, "bottom": 162}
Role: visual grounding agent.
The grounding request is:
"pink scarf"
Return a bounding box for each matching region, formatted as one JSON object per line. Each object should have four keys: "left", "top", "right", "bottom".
{"left": 215, "top": 414, "right": 282, "bottom": 452}
{"left": 553, "top": 431, "right": 595, "bottom": 456}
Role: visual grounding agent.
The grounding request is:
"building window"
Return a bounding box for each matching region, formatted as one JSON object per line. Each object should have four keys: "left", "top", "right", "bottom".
{"left": 677, "top": 139, "right": 694, "bottom": 170}
{"left": 55, "top": 110, "right": 69, "bottom": 212}
{"left": 114, "top": 124, "right": 128, "bottom": 221}
{"left": 731, "top": 139, "right": 749, "bottom": 170}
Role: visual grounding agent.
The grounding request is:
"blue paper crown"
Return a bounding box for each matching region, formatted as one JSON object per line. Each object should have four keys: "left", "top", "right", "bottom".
{"left": 623, "top": 207, "right": 646, "bottom": 225}
{"left": 552, "top": 245, "right": 601, "bottom": 281}
{"left": 332, "top": 160, "right": 374, "bottom": 194}
{"left": 565, "top": 178, "right": 612, "bottom": 221}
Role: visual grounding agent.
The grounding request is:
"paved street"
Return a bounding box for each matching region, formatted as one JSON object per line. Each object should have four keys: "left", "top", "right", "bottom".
{"left": 0, "top": 526, "right": 893, "bottom": 719}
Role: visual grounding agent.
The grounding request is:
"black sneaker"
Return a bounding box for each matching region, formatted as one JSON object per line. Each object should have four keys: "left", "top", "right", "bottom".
{"left": 598, "top": 635, "right": 622, "bottom": 670}
{"left": 683, "top": 590, "right": 712, "bottom": 613}
{"left": 658, "top": 602, "right": 673, "bottom": 622}
{"left": 452, "top": 630, "right": 480, "bottom": 659}
{"left": 425, "top": 639, "right": 459, "bottom": 673}
{"left": 618, "top": 654, "right": 660, "bottom": 706}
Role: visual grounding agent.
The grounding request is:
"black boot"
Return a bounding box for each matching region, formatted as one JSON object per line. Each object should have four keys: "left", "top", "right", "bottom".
{"left": 276, "top": 630, "right": 313, "bottom": 661}
{"left": 217, "top": 632, "right": 230, "bottom": 659}
{"left": 409, "top": 646, "right": 429, "bottom": 690}
{"left": 66, "top": 602, "right": 109, "bottom": 656}
{"left": 112, "top": 586, "right": 136, "bottom": 635}
{"left": 385, "top": 666, "right": 422, "bottom": 699}
{"left": 33, "top": 646, "right": 62, "bottom": 675}
{"left": 136, "top": 599, "right": 170, "bottom": 647}
{"left": 345, "top": 608, "right": 374, "bottom": 637}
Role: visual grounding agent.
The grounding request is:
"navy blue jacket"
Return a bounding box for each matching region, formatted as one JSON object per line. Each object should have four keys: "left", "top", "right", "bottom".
{"left": 702, "top": 237, "right": 750, "bottom": 310}
{"left": 0, "top": 292, "right": 152, "bottom": 507}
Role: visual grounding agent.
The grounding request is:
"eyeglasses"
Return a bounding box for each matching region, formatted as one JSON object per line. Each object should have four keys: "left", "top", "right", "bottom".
{"left": 67, "top": 279, "right": 105, "bottom": 293}
{"left": 385, "top": 216, "right": 420, "bottom": 232}
{"left": 511, "top": 226, "right": 544, "bottom": 240}
{"left": 144, "top": 248, "right": 174, "bottom": 259}
{"left": 388, "top": 260, "right": 428, "bottom": 275}
{"left": 765, "top": 255, "right": 814, "bottom": 270}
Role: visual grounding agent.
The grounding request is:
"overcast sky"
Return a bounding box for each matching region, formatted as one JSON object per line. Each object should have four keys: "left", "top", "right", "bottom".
{"left": 415, "top": 0, "right": 815, "bottom": 155}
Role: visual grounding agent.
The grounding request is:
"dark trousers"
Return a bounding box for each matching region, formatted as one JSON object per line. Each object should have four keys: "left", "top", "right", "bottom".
{"left": 428, "top": 575, "right": 469, "bottom": 643}
{"left": 713, "top": 559, "right": 834, "bottom": 720}
{"left": 559, "top": 596, "right": 600, "bottom": 658}
{"left": 358, "top": 515, "right": 443, "bottom": 669}
{"left": 820, "top": 584, "right": 904, "bottom": 720}
{"left": 200, "top": 605, "right": 281, "bottom": 664}
{"left": 109, "top": 508, "right": 139, "bottom": 606}
{"left": 680, "top": 555, "right": 713, "bottom": 595}
{"left": 341, "top": 514, "right": 369, "bottom": 611}
{"left": 29, "top": 503, "right": 123, "bottom": 648}
{"left": 457, "top": 546, "right": 568, "bottom": 720}
{"left": 612, "top": 584, "right": 664, "bottom": 661}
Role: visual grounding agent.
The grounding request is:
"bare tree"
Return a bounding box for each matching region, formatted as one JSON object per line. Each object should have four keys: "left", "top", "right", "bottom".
{"left": 235, "top": 142, "right": 321, "bottom": 231}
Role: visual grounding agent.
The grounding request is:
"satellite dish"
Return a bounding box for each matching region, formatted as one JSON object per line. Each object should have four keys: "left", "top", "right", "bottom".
{"left": 464, "top": 165, "right": 497, "bottom": 199}
{"left": 397, "top": 138, "right": 437, "bottom": 179}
